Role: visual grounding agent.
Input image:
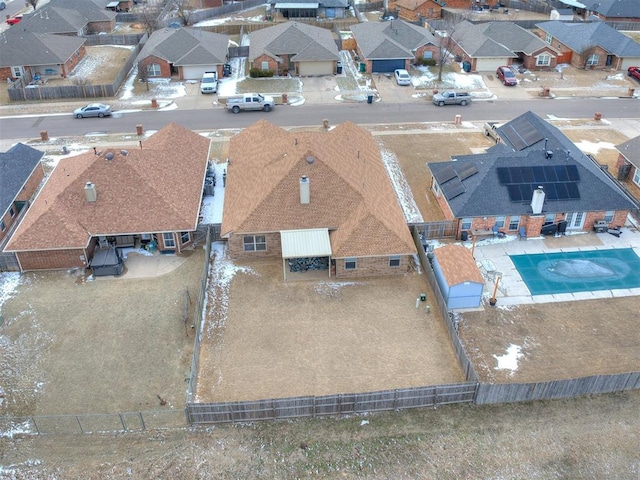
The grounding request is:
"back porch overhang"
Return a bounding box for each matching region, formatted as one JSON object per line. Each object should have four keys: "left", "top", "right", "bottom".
{"left": 280, "top": 228, "right": 332, "bottom": 280}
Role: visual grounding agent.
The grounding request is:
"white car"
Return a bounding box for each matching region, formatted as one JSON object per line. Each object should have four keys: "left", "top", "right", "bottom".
{"left": 394, "top": 69, "right": 411, "bottom": 86}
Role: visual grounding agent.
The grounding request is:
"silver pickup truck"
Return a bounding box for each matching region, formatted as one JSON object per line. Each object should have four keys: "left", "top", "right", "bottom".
{"left": 226, "top": 93, "right": 275, "bottom": 113}
{"left": 432, "top": 91, "right": 472, "bottom": 106}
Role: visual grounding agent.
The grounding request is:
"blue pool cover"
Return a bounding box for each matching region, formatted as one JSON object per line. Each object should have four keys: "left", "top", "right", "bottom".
{"left": 509, "top": 248, "right": 640, "bottom": 295}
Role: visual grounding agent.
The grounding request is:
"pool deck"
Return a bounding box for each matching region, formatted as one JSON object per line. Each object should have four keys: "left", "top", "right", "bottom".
{"left": 469, "top": 225, "right": 640, "bottom": 306}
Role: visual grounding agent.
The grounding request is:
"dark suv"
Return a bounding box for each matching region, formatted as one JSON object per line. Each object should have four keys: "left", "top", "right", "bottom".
{"left": 496, "top": 66, "right": 517, "bottom": 86}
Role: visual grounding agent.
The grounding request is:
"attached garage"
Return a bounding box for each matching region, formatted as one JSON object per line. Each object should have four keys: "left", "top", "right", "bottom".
{"left": 475, "top": 57, "right": 509, "bottom": 72}
{"left": 432, "top": 245, "right": 484, "bottom": 309}
{"left": 621, "top": 58, "right": 640, "bottom": 70}
{"left": 371, "top": 59, "right": 406, "bottom": 73}
{"left": 181, "top": 65, "right": 218, "bottom": 80}
{"left": 298, "top": 61, "right": 334, "bottom": 76}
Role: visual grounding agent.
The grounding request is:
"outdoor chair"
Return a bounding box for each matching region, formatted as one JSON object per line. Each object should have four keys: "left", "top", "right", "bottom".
{"left": 492, "top": 225, "right": 505, "bottom": 238}
{"left": 518, "top": 226, "right": 527, "bottom": 240}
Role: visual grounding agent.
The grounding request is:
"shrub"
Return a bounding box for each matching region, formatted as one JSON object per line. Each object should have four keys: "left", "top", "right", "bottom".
{"left": 421, "top": 58, "right": 437, "bottom": 67}
{"left": 249, "top": 68, "right": 275, "bottom": 78}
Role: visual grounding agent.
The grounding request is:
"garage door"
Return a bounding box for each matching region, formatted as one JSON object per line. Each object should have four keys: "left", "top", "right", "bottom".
{"left": 371, "top": 59, "right": 405, "bottom": 73}
{"left": 298, "top": 61, "right": 333, "bottom": 76}
{"left": 621, "top": 58, "right": 640, "bottom": 70}
{"left": 475, "top": 58, "right": 507, "bottom": 72}
{"left": 182, "top": 66, "right": 217, "bottom": 80}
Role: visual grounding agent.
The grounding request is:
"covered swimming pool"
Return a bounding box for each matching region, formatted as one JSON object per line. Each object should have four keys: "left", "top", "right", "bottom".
{"left": 509, "top": 248, "right": 640, "bottom": 296}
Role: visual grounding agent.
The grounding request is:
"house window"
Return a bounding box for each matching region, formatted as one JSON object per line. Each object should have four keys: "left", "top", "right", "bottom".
{"left": 11, "top": 66, "right": 23, "bottom": 78}
{"left": 147, "top": 63, "right": 161, "bottom": 76}
{"left": 536, "top": 54, "right": 551, "bottom": 66}
{"left": 495, "top": 216, "right": 505, "bottom": 228}
{"left": 163, "top": 232, "right": 176, "bottom": 248}
{"left": 604, "top": 211, "right": 615, "bottom": 223}
{"left": 9, "top": 206, "right": 15, "bottom": 218}
{"left": 389, "top": 256, "right": 401, "bottom": 267}
{"left": 424, "top": 51, "right": 433, "bottom": 59}
{"left": 508, "top": 216, "right": 520, "bottom": 231}
{"left": 633, "top": 168, "right": 640, "bottom": 187}
{"left": 261, "top": 61, "right": 269, "bottom": 71}
{"left": 432, "top": 181, "right": 441, "bottom": 196}
{"left": 180, "top": 231, "right": 190, "bottom": 244}
{"left": 428, "top": 7, "right": 433, "bottom": 16}
{"left": 545, "top": 33, "right": 552, "bottom": 43}
{"left": 461, "top": 218, "right": 472, "bottom": 230}
{"left": 0, "top": 220, "right": 5, "bottom": 232}
{"left": 544, "top": 213, "right": 555, "bottom": 225}
{"left": 345, "top": 258, "right": 357, "bottom": 270}
{"left": 587, "top": 54, "right": 599, "bottom": 66}
{"left": 243, "top": 235, "right": 266, "bottom": 252}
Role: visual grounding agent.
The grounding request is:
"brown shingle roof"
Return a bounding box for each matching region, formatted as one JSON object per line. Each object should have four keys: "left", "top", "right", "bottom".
{"left": 222, "top": 120, "right": 416, "bottom": 257}
{"left": 434, "top": 244, "right": 484, "bottom": 285}
{"left": 6, "top": 123, "right": 210, "bottom": 252}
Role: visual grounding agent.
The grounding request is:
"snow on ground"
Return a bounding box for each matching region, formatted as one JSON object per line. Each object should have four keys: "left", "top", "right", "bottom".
{"left": 573, "top": 140, "right": 616, "bottom": 154}
{"left": 194, "top": 3, "right": 269, "bottom": 26}
{"left": 200, "top": 162, "right": 227, "bottom": 224}
{"left": 492, "top": 344, "right": 523, "bottom": 372}
{"left": 69, "top": 45, "right": 134, "bottom": 80}
{"left": 314, "top": 281, "right": 362, "bottom": 297}
{"left": 0, "top": 272, "right": 21, "bottom": 310}
{"left": 380, "top": 148, "right": 423, "bottom": 223}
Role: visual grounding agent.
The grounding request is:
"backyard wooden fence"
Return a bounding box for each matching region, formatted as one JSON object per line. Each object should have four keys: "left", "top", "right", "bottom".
{"left": 187, "top": 383, "right": 478, "bottom": 424}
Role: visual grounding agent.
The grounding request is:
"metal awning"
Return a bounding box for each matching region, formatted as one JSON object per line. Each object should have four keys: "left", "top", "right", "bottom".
{"left": 558, "top": 0, "right": 585, "bottom": 8}
{"left": 274, "top": 2, "right": 319, "bottom": 8}
{"left": 106, "top": 1, "right": 120, "bottom": 6}
{"left": 280, "top": 228, "right": 331, "bottom": 259}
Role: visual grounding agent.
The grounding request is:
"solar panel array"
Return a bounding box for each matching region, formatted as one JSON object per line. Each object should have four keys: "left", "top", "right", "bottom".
{"left": 497, "top": 165, "right": 581, "bottom": 202}
{"left": 499, "top": 117, "right": 544, "bottom": 151}
{"left": 434, "top": 162, "right": 480, "bottom": 201}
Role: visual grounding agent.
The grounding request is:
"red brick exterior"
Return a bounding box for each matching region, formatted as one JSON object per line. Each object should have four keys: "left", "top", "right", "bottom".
{"left": 227, "top": 232, "right": 282, "bottom": 259}
{"left": 520, "top": 47, "right": 558, "bottom": 71}
{"left": 17, "top": 248, "right": 88, "bottom": 272}
{"left": 534, "top": 30, "right": 625, "bottom": 71}
{"left": 389, "top": 0, "right": 442, "bottom": 22}
{"left": 1, "top": 46, "right": 85, "bottom": 81}
{"left": 139, "top": 55, "right": 172, "bottom": 78}
{"left": 0, "top": 163, "right": 44, "bottom": 243}
{"left": 251, "top": 54, "right": 280, "bottom": 74}
{"left": 415, "top": 44, "right": 439, "bottom": 62}
{"left": 334, "top": 255, "right": 412, "bottom": 278}
{"left": 87, "top": 19, "right": 116, "bottom": 34}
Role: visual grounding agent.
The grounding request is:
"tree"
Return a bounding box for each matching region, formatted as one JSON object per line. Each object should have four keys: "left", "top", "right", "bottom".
{"left": 26, "top": 0, "right": 38, "bottom": 10}
{"left": 171, "top": 0, "right": 194, "bottom": 26}
{"left": 580, "top": 44, "right": 599, "bottom": 70}
{"left": 140, "top": 3, "right": 162, "bottom": 36}
{"left": 433, "top": 19, "right": 465, "bottom": 83}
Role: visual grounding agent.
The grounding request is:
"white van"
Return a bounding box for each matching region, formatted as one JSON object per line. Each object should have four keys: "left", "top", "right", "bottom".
{"left": 200, "top": 71, "right": 218, "bottom": 94}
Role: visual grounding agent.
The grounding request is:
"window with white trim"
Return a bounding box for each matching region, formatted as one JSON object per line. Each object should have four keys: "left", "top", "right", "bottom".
{"left": 261, "top": 61, "right": 269, "bottom": 71}
{"left": 544, "top": 213, "right": 555, "bottom": 225}
{"left": 432, "top": 181, "right": 441, "bottom": 196}
{"left": 9, "top": 206, "right": 15, "bottom": 217}
{"left": 604, "top": 211, "right": 615, "bottom": 223}
{"left": 163, "top": 232, "right": 176, "bottom": 248}
{"left": 536, "top": 54, "right": 551, "bottom": 66}
{"left": 147, "top": 63, "right": 161, "bottom": 76}
{"left": 243, "top": 235, "right": 266, "bottom": 252}
{"left": 345, "top": 258, "right": 357, "bottom": 270}
{"left": 0, "top": 220, "right": 5, "bottom": 232}
{"left": 180, "top": 231, "right": 190, "bottom": 244}
{"left": 633, "top": 168, "right": 640, "bottom": 186}
{"left": 389, "top": 256, "right": 401, "bottom": 267}
{"left": 586, "top": 54, "right": 599, "bottom": 66}
{"left": 545, "top": 33, "right": 552, "bottom": 43}
{"left": 495, "top": 216, "right": 505, "bottom": 228}
{"left": 461, "top": 218, "right": 472, "bottom": 230}
{"left": 508, "top": 216, "right": 520, "bottom": 231}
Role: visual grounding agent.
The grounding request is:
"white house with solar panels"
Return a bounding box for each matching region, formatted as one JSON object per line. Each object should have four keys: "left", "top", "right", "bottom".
{"left": 427, "top": 111, "right": 639, "bottom": 240}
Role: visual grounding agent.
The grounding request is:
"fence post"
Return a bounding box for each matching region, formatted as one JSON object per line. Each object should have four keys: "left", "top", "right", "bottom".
{"left": 119, "top": 413, "right": 127, "bottom": 431}
{"left": 76, "top": 415, "right": 84, "bottom": 434}
{"left": 32, "top": 416, "right": 40, "bottom": 435}
{"left": 138, "top": 411, "right": 146, "bottom": 431}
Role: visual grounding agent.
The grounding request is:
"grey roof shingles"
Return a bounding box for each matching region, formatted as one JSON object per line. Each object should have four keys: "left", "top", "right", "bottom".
{"left": 136, "top": 27, "right": 229, "bottom": 66}
{"left": 350, "top": 20, "right": 437, "bottom": 60}
{"left": 0, "top": 30, "right": 85, "bottom": 67}
{"left": 0, "top": 144, "right": 44, "bottom": 216}
{"left": 581, "top": 0, "right": 640, "bottom": 18}
{"left": 249, "top": 21, "right": 339, "bottom": 63}
{"left": 536, "top": 20, "right": 640, "bottom": 57}
{"left": 615, "top": 135, "right": 640, "bottom": 169}
{"left": 428, "top": 111, "right": 637, "bottom": 218}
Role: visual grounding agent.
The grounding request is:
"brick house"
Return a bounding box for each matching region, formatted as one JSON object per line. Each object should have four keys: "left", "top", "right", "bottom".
{"left": 449, "top": 20, "right": 560, "bottom": 72}
{"left": 426, "top": 111, "right": 637, "bottom": 239}
{"left": 136, "top": 27, "right": 229, "bottom": 80}
{"left": 248, "top": 21, "right": 340, "bottom": 76}
{"left": 350, "top": 20, "right": 439, "bottom": 73}
{"left": 221, "top": 120, "right": 417, "bottom": 279}
{"left": 388, "top": 0, "right": 444, "bottom": 23}
{"left": 19, "top": 0, "right": 117, "bottom": 35}
{"left": 0, "top": 30, "right": 86, "bottom": 82}
{"left": 574, "top": 0, "right": 640, "bottom": 23}
{"left": 615, "top": 135, "right": 640, "bottom": 190}
{"left": 535, "top": 21, "right": 640, "bottom": 71}
{"left": 0, "top": 144, "right": 45, "bottom": 263}
{"left": 4, "top": 123, "right": 212, "bottom": 272}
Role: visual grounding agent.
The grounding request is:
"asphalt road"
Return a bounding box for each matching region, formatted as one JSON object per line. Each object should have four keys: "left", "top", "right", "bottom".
{"left": 0, "top": 98, "right": 638, "bottom": 140}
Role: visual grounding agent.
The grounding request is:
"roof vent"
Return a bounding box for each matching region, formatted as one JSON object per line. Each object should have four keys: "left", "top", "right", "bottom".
{"left": 105, "top": 151, "right": 114, "bottom": 161}
{"left": 545, "top": 150, "right": 553, "bottom": 159}
{"left": 306, "top": 156, "right": 314, "bottom": 164}
{"left": 84, "top": 182, "right": 97, "bottom": 203}
{"left": 299, "top": 176, "right": 310, "bottom": 204}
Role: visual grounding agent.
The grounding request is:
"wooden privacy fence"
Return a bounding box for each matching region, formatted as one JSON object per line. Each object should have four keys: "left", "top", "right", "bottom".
{"left": 187, "top": 383, "right": 477, "bottom": 424}
{"left": 414, "top": 220, "right": 458, "bottom": 240}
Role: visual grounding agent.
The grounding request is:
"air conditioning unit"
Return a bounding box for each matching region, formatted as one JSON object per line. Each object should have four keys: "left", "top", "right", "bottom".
{"left": 593, "top": 220, "right": 608, "bottom": 233}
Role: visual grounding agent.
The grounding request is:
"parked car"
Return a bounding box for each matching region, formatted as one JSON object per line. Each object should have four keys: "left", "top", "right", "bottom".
{"left": 483, "top": 121, "right": 503, "bottom": 142}
{"left": 394, "top": 69, "right": 411, "bottom": 86}
{"left": 225, "top": 93, "right": 275, "bottom": 113}
{"left": 0, "top": 2, "right": 6, "bottom": 10}
{"left": 628, "top": 66, "right": 640, "bottom": 81}
{"left": 6, "top": 15, "right": 22, "bottom": 25}
{"left": 496, "top": 66, "right": 517, "bottom": 86}
{"left": 432, "top": 91, "right": 472, "bottom": 106}
{"left": 200, "top": 71, "right": 218, "bottom": 94}
{"left": 73, "top": 103, "right": 112, "bottom": 118}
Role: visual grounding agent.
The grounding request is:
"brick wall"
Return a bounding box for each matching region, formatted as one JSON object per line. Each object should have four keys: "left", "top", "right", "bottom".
{"left": 17, "top": 248, "right": 88, "bottom": 271}
{"left": 227, "top": 232, "right": 282, "bottom": 259}
{"left": 251, "top": 54, "right": 279, "bottom": 73}
{"left": 521, "top": 49, "right": 558, "bottom": 71}
{"left": 87, "top": 20, "right": 116, "bottom": 34}
{"left": 62, "top": 46, "right": 87, "bottom": 77}
{"left": 335, "top": 255, "right": 412, "bottom": 278}
{"left": 0, "top": 164, "right": 44, "bottom": 243}
{"left": 139, "top": 55, "right": 172, "bottom": 77}
{"left": 416, "top": 44, "right": 439, "bottom": 63}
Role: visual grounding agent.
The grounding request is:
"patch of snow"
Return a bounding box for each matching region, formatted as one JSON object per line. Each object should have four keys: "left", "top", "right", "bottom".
{"left": 573, "top": 140, "right": 616, "bottom": 154}
{"left": 0, "top": 272, "right": 21, "bottom": 309}
{"left": 380, "top": 148, "right": 423, "bottom": 223}
{"left": 200, "top": 162, "right": 227, "bottom": 224}
{"left": 314, "top": 282, "right": 361, "bottom": 297}
{"left": 493, "top": 344, "right": 523, "bottom": 372}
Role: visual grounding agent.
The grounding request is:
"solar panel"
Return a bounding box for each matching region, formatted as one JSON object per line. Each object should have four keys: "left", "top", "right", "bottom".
{"left": 507, "top": 184, "right": 523, "bottom": 202}
{"left": 497, "top": 167, "right": 511, "bottom": 184}
{"left": 566, "top": 181, "right": 580, "bottom": 199}
{"left": 531, "top": 166, "right": 546, "bottom": 183}
{"left": 567, "top": 165, "right": 580, "bottom": 181}
{"left": 555, "top": 165, "right": 569, "bottom": 181}
{"left": 455, "top": 163, "right": 479, "bottom": 181}
{"left": 500, "top": 118, "right": 544, "bottom": 151}
{"left": 555, "top": 182, "right": 569, "bottom": 199}
{"left": 442, "top": 177, "right": 466, "bottom": 200}
{"left": 520, "top": 167, "right": 534, "bottom": 183}
{"left": 436, "top": 164, "right": 457, "bottom": 184}
{"left": 544, "top": 166, "right": 558, "bottom": 182}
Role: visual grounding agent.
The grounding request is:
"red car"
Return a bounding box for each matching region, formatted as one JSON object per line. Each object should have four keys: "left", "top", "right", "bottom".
{"left": 628, "top": 66, "right": 640, "bottom": 81}
{"left": 6, "top": 15, "right": 23, "bottom": 25}
{"left": 496, "top": 66, "right": 518, "bottom": 86}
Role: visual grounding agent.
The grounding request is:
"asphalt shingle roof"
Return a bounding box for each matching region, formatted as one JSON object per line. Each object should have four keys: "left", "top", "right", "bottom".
{"left": 221, "top": 120, "right": 416, "bottom": 258}
{"left": 350, "top": 20, "right": 437, "bottom": 59}
{"left": 428, "top": 111, "right": 638, "bottom": 218}
{"left": 536, "top": 20, "right": 640, "bottom": 57}
{"left": 249, "top": 21, "right": 339, "bottom": 62}
{"left": 581, "top": 0, "right": 640, "bottom": 18}
{"left": 0, "top": 144, "right": 44, "bottom": 216}
{"left": 615, "top": 135, "right": 640, "bottom": 169}
{"left": 0, "top": 29, "right": 86, "bottom": 67}
{"left": 136, "top": 27, "right": 229, "bottom": 66}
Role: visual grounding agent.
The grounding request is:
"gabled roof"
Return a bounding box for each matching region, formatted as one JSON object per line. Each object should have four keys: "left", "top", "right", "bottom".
{"left": 5, "top": 124, "right": 211, "bottom": 252}
{"left": 0, "top": 29, "right": 85, "bottom": 67}
{"left": 350, "top": 20, "right": 437, "bottom": 60}
{"left": 0, "top": 144, "right": 44, "bottom": 216}
{"left": 20, "top": 0, "right": 116, "bottom": 34}
{"left": 221, "top": 120, "right": 416, "bottom": 258}
{"left": 581, "top": 0, "right": 640, "bottom": 18}
{"left": 452, "top": 20, "right": 557, "bottom": 58}
{"left": 136, "top": 27, "right": 229, "bottom": 66}
{"left": 427, "top": 111, "right": 637, "bottom": 218}
{"left": 433, "top": 244, "right": 484, "bottom": 286}
{"left": 615, "top": 135, "right": 640, "bottom": 169}
{"left": 248, "top": 21, "right": 339, "bottom": 63}
{"left": 536, "top": 21, "right": 640, "bottom": 57}
{"left": 394, "top": 0, "right": 444, "bottom": 11}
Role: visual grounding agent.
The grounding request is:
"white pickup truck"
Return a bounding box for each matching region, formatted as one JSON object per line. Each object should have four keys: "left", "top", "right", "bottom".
{"left": 483, "top": 121, "right": 503, "bottom": 142}
{"left": 226, "top": 93, "right": 275, "bottom": 113}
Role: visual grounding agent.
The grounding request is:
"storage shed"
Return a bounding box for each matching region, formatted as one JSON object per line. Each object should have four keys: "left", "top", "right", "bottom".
{"left": 89, "top": 247, "right": 124, "bottom": 276}
{"left": 432, "top": 244, "right": 484, "bottom": 309}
